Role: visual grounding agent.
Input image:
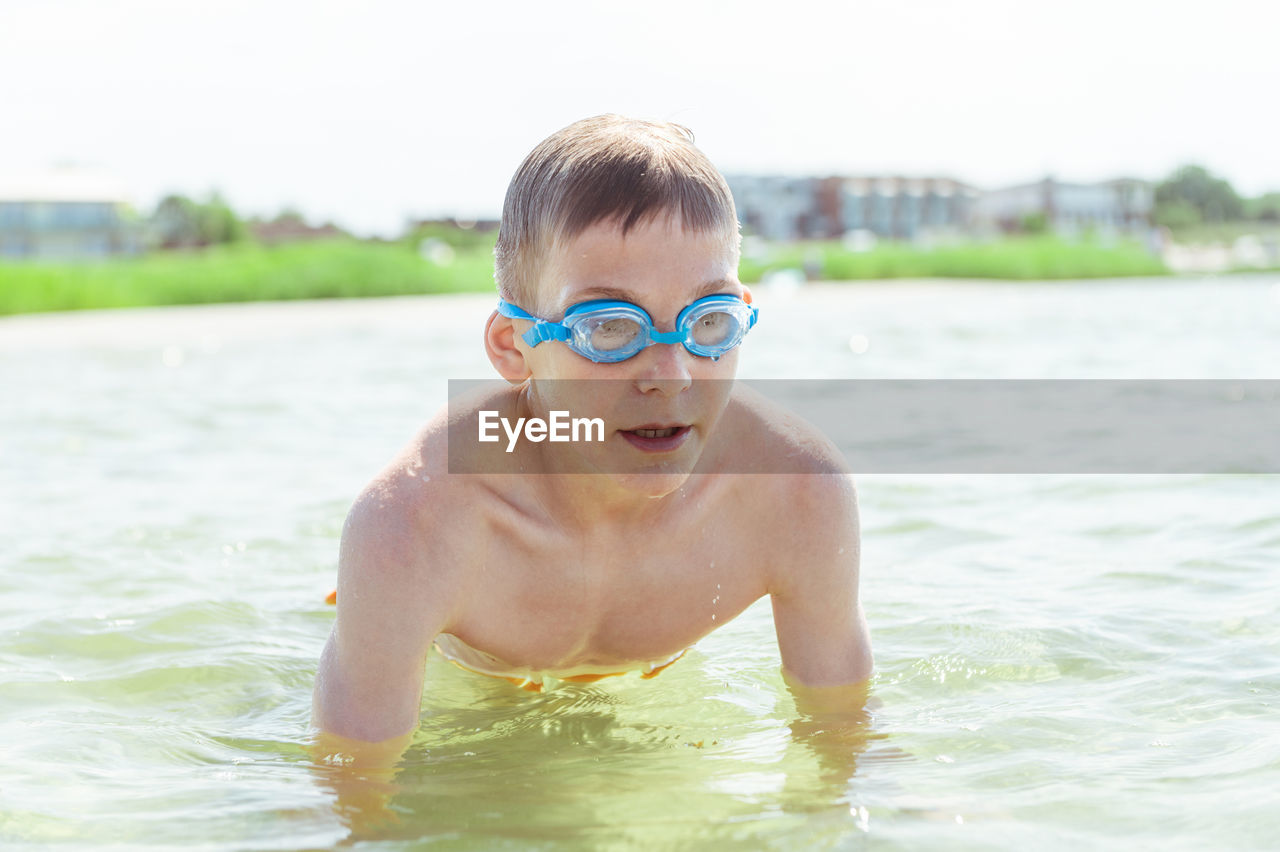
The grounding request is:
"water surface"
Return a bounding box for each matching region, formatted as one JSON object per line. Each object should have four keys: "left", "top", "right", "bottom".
{"left": 2, "top": 277, "right": 1278, "bottom": 849}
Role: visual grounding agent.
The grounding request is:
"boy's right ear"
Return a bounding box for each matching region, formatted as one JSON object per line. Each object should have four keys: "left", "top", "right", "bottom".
{"left": 484, "top": 311, "right": 533, "bottom": 383}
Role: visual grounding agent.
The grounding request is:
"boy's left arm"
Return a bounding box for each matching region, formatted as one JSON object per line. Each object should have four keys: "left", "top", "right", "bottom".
{"left": 768, "top": 473, "right": 873, "bottom": 688}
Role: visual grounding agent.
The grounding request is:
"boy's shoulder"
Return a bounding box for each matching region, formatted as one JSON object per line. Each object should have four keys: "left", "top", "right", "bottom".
{"left": 717, "top": 384, "right": 851, "bottom": 478}
{"left": 710, "top": 386, "right": 857, "bottom": 543}
{"left": 341, "top": 395, "right": 504, "bottom": 577}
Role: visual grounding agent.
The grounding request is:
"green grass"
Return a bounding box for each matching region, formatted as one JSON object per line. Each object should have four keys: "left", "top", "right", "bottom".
{"left": 0, "top": 239, "right": 497, "bottom": 315}
{"left": 0, "top": 234, "right": 1172, "bottom": 317}
{"left": 1162, "top": 221, "right": 1280, "bottom": 244}
{"left": 738, "top": 235, "right": 1168, "bottom": 282}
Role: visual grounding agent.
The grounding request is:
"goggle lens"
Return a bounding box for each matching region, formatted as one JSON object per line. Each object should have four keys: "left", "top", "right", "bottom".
{"left": 587, "top": 316, "right": 644, "bottom": 353}
{"left": 689, "top": 310, "right": 736, "bottom": 347}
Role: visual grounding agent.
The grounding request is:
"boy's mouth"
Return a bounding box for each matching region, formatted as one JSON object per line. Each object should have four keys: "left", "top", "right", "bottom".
{"left": 633, "top": 427, "right": 679, "bottom": 439}
{"left": 619, "top": 424, "right": 691, "bottom": 452}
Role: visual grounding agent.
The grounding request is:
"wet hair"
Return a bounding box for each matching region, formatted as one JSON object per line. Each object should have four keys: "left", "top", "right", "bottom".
{"left": 494, "top": 114, "right": 740, "bottom": 310}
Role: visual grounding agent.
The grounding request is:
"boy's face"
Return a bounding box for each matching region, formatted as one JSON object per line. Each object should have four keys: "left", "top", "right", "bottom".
{"left": 518, "top": 212, "right": 747, "bottom": 495}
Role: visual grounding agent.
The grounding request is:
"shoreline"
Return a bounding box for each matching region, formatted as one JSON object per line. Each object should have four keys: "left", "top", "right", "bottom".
{"left": 4, "top": 274, "right": 1276, "bottom": 350}
{"left": 0, "top": 235, "right": 1177, "bottom": 316}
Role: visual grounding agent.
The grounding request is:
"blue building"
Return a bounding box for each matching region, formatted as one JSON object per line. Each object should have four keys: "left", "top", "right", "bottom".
{"left": 725, "top": 175, "right": 832, "bottom": 241}
{"left": 838, "top": 177, "right": 979, "bottom": 241}
{"left": 0, "top": 168, "right": 141, "bottom": 259}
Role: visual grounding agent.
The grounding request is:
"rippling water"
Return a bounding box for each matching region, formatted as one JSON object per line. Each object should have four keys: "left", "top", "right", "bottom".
{"left": 2, "top": 277, "right": 1278, "bottom": 849}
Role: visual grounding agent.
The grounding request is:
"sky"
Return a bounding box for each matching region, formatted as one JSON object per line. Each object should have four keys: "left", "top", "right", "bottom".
{"left": 3, "top": 0, "right": 1278, "bottom": 236}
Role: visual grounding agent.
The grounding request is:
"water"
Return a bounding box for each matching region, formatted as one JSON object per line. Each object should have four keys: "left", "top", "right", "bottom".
{"left": 3, "top": 277, "right": 1279, "bottom": 850}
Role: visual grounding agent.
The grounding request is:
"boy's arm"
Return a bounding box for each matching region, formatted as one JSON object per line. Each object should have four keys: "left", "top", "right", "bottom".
{"left": 312, "top": 491, "right": 450, "bottom": 744}
{"left": 769, "top": 473, "right": 873, "bottom": 691}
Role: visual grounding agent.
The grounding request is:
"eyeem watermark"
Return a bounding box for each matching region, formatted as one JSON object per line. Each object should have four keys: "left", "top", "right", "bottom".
{"left": 454, "top": 380, "right": 1280, "bottom": 472}
{"left": 478, "top": 410, "right": 605, "bottom": 453}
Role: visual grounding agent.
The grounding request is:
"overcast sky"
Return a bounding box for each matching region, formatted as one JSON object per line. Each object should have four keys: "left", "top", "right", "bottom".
{"left": 4, "top": 0, "right": 1277, "bottom": 236}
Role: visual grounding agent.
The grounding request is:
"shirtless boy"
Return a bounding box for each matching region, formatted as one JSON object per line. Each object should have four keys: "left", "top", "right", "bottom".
{"left": 312, "top": 115, "right": 873, "bottom": 744}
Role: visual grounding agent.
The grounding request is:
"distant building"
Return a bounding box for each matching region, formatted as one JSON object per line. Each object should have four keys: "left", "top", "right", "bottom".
{"left": 726, "top": 176, "right": 834, "bottom": 241}
{"left": 975, "top": 177, "right": 1153, "bottom": 234}
{"left": 727, "top": 174, "right": 978, "bottom": 241}
{"left": 405, "top": 217, "right": 500, "bottom": 234}
{"left": 248, "top": 217, "right": 347, "bottom": 245}
{"left": 0, "top": 167, "right": 141, "bottom": 259}
{"left": 838, "top": 176, "right": 979, "bottom": 240}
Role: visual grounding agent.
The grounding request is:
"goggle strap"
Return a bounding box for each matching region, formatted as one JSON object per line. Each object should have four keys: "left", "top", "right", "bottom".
{"left": 523, "top": 322, "right": 569, "bottom": 346}
{"left": 496, "top": 300, "right": 535, "bottom": 320}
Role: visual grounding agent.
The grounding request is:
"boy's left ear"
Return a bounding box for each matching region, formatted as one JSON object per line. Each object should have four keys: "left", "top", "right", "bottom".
{"left": 741, "top": 285, "right": 753, "bottom": 305}
{"left": 484, "top": 310, "right": 533, "bottom": 383}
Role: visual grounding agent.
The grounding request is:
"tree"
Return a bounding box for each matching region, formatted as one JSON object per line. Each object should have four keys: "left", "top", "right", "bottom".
{"left": 152, "top": 194, "right": 203, "bottom": 248}
{"left": 1245, "top": 192, "right": 1280, "bottom": 222}
{"left": 1154, "top": 165, "right": 1244, "bottom": 224}
{"left": 1153, "top": 200, "right": 1201, "bottom": 230}
{"left": 198, "top": 192, "right": 248, "bottom": 244}
{"left": 151, "top": 192, "right": 248, "bottom": 247}
{"left": 1019, "top": 211, "right": 1048, "bottom": 235}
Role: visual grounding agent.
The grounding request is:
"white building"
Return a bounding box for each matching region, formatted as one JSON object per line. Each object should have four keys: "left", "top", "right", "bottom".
{"left": 0, "top": 167, "right": 141, "bottom": 259}
{"left": 975, "top": 177, "right": 1153, "bottom": 234}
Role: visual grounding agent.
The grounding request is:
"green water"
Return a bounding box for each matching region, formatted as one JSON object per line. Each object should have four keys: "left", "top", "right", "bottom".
{"left": 2, "top": 280, "right": 1279, "bottom": 849}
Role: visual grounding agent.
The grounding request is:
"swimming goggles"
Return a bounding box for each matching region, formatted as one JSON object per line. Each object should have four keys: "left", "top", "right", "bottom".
{"left": 496, "top": 294, "right": 758, "bottom": 363}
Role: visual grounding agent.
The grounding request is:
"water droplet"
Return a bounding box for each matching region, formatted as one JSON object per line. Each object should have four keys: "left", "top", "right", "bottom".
{"left": 847, "top": 334, "right": 870, "bottom": 355}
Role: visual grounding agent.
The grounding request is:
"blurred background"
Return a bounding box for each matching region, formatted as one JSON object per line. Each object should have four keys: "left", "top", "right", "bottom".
{"left": 2, "top": 0, "right": 1279, "bottom": 312}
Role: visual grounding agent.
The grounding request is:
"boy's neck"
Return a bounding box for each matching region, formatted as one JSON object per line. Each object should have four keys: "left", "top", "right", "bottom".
{"left": 524, "top": 469, "right": 696, "bottom": 533}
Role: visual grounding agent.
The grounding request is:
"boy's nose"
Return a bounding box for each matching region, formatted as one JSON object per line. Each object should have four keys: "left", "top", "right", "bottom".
{"left": 633, "top": 342, "right": 694, "bottom": 396}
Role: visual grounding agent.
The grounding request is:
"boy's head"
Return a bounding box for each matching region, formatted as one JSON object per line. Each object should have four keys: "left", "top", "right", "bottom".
{"left": 494, "top": 114, "right": 740, "bottom": 313}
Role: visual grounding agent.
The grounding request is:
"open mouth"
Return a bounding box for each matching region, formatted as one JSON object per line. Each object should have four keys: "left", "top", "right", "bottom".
{"left": 632, "top": 427, "right": 680, "bottom": 439}
{"left": 619, "top": 424, "right": 692, "bottom": 452}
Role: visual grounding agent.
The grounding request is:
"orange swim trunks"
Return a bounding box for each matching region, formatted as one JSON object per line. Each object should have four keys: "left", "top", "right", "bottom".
{"left": 431, "top": 633, "right": 687, "bottom": 692}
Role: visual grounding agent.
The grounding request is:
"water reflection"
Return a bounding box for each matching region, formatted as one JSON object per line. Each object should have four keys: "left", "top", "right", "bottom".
{"left": 309, "top": 669, "right": 891, "bottom": 847}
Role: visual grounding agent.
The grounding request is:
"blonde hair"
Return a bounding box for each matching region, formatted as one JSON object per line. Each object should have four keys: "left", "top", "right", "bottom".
{"left": 494, "top": 114, "right": 739, "bottom": 310}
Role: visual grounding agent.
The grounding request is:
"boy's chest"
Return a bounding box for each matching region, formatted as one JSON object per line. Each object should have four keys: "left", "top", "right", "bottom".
{"left": 452, "top": 523, "right": 770, "bottom": 669}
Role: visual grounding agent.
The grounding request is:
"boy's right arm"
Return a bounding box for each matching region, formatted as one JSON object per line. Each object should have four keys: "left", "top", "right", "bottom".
{"left": 312, "top": 490, "right": 451, "bottom": 744}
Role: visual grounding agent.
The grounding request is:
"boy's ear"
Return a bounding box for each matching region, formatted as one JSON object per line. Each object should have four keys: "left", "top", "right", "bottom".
{"left": 484, "top": 310, "right": 533, "bottom": 383}
{"left": 740, "top": 285, "right": 753, "bottom": 305}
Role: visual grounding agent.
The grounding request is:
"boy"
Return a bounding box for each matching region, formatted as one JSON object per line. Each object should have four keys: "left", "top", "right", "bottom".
{"left": 312, "top": 115, "right": 872, "bottom": 745}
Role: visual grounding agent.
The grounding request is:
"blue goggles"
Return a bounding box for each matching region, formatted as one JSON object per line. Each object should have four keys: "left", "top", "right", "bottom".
{"left": 496, "top": 294, "right": 758, "bottom": 364}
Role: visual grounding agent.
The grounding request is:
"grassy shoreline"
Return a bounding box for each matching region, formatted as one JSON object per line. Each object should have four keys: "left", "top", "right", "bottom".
{"left": 740, "top": 235, "right": 1168, "bottom": 282}
{"left": 0, "top": 236, "right": 1173, "bottom": 316}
